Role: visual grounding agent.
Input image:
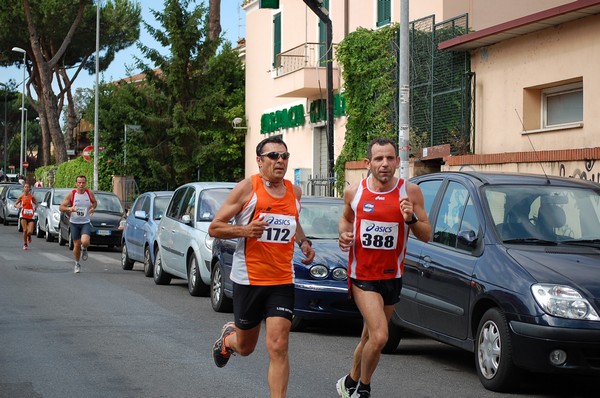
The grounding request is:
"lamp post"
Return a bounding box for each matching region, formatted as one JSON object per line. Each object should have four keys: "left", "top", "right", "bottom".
{"left": 19, "top": 107, "right": 28, "bottom": 164}
{"left": 12, "top": 47, "right": 26, "bottom": 177}
{"left": 1, "top": 83, "right": 8, "bottom": 173}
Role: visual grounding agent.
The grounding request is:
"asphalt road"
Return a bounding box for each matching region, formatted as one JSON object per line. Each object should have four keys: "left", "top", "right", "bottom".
{"left": 0, "top": 223, "right": 596, "bottom": 398}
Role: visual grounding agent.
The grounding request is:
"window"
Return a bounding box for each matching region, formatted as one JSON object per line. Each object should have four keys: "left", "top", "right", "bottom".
{"left": 542, "top": 82, "right": 582, "bottom": 128}
{"left": 433, "top": 182, "right": 473, "bottom": 249}
{"left": 318, "top": 0, "right": 329, "bottom": 67}
{"left": 166, "top": 187, "right": 188, "bottom": 219}
{"left": 273, "top": 13, "right": 281, "bottom": 68}
{"left": 377, "top": 0, "right": 391, "bottom": 27}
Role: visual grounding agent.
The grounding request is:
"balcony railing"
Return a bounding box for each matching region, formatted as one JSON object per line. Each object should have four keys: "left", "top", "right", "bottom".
{"left": 275, "top": 42, "right": 338, "bottom": 77}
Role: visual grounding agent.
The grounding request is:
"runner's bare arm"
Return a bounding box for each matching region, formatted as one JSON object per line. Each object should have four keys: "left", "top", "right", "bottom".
{"left": 338, "top": 183, "right": 357, "bottom": 252}
{"left": 59, "top": 193, "right": 74, "bottom": 212}
{"left": 208, "top": 178, "right": 269, "bottom": 239}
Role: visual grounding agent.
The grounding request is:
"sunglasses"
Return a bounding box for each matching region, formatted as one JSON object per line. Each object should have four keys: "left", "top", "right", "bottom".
{"left": 260, "top": 151, "right": 290, "bottom": 160}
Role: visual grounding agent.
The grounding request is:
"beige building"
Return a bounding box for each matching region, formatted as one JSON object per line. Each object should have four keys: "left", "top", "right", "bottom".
{"left": 241, "top": 0, "right": 600, "bottom": 191}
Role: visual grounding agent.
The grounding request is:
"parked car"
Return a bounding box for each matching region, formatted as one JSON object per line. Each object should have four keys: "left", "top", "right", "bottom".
{"left": 0, "top": 182, "right": 19, "bottom": 224}
{"left": 210, "top": 196, "right": 361, "bottom": 331}
{"left": 18, "top": 187, "right": 50, "bottom": 232}
{"left": 58, "top": 190, "right": 126, "bottom": 249}
{"left": 0, "top": 184, "right": 24, "bottom": 225}
{"left": 121, "top": 191, "right": 174, "bottom": 277}
{"left": 382, "top": 171, "right": 600, "bottom": 392}
{"left": 36, "top": 188, "right": 71, "bottom": 242}
{"left": 154, "top": 182, "right": 236, "bottom": 296}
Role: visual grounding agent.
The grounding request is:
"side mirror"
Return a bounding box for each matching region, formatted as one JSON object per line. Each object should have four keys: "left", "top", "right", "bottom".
{"left": 134, "top": 210, "right": 149, "bottom": 221}
{"left": 457, "top": 229, "right": 478, "bottom": 248}
{"left": 181, "top": 214, "right": 192, "bottom": 225}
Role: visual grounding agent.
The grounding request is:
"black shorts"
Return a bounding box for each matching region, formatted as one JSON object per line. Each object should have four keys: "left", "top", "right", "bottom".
{"left": 351, "top": 278, "right": 403, "bottom": 306}
{"left": 70, "top": 222, "right": 92, "bottom": 241}
{"left": 21, "top": 218, "right": 35, "bottom": 224}
{"left": 232, "top": 282, "right": 295, "bottom": 330}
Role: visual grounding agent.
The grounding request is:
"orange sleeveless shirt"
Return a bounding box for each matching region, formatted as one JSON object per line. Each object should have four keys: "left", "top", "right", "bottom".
{"left": 19, "top": 194, "right": 36, "bottom": 220}
{"left": 230, "top": 174, "right": 300, "bottom": 286}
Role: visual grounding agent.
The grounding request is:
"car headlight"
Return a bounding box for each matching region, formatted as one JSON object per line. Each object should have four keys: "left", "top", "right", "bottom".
{"left": 8, "top": 203, "right": 16, "bottom": 211}
{"left": 205, "top": 234, "right": 214, "bottom": 250}
{"left": 331, "top": 267, "right": 347, "bottom": 281}
{"left": 310, "top": 264, "right": 329, "bottom": 279}
{"left": 52, "top": 212, "right": 60, "bottom": 222}
{"left": 531, "top": 283, "right": 600, "bottom": 320}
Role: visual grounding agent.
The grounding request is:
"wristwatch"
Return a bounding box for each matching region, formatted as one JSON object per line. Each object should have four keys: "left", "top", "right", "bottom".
{"left": 405, "top": 213, "right": 419, "bottom": 225}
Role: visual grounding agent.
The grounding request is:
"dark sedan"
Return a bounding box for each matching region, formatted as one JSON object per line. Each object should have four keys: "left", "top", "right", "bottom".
{"left": 58, "top": 191, "right": 126, "bottom": 249}
{"left": 210, "top": 196, "right": 361, "bottom": 331}
{"left": 383, "top": 171, "right": 600, "bottom": 392}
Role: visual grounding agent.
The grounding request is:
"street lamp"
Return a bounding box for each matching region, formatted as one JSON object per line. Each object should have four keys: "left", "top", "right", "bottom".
{"left": 12, "top": 47, "right": 26, "bottom": 177}
{"left": 19, "top": 107, "right": 28, "bottom": 164}
{"left": 1, "top": 82, "right": 8, "bottom": 174}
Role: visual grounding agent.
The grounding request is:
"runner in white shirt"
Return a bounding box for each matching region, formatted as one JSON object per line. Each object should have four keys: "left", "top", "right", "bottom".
{"left": 59, "top": 175, "right": 97, "bottom": 273}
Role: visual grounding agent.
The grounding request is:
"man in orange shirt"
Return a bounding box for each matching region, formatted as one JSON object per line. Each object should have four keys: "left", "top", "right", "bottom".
{"left": 208, "top": 136, "right": 315, "bottom": 398}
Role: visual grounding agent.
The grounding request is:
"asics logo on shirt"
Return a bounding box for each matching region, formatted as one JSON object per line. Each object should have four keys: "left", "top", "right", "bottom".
{"left": 264, "top": 216, "right": 291, "bottom": 226}
{"left": 365, "top": 223, "right": 394, "bottom": 233}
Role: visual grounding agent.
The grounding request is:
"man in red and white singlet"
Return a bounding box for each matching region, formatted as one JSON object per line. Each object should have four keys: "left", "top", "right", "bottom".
{"left": 208, "top": 136, "right": 315, "bottom": 398}
{"left": 336, "top": 138, "right": 432, "bottom": 398}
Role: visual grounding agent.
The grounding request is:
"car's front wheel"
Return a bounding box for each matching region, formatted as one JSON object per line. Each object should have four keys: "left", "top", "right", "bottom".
{"left": 290, "top": 315, "right": 307, "bottom": 332}
{"left": 45, "top": 222, "right": 54, "bottom": 242}
{"left": 68, "top": 229, "right": 74, "bottom": 250}
{"left": 143, "top": 245, "right": 153, "bottom": 277}
{"left": 121, "top": 243, "right": 134, "bottom": 270}
{"left": 58, "top": 226, "right": 67, "bottom": 246}
{"left": 153, "top": 249, "right": 172, "bottom": 285}
{"left": 381, "top": 318, "right": 404, "bottom": 354}
{"left": 475, "top": 308, "right": 520, "bottom": 392}
{"left": 188, "top": 253, "right": 209, "bottom": 297}
{"left": 210, "top": 261, "right": 233, "bottom": 312}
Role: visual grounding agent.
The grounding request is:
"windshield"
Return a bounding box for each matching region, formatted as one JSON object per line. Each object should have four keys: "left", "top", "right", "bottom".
{"left": 95, "top": 193, "right": 124, "bottom": 213}
{"left": 153, "top": 196, "right": 171, "bottom": 220}
{"left": 196, "top": 188, "right": 232, "bottom": 222}
{"left": 7, "top": 187, "right": 23, "bottom": 200}
{"left": 484, "top": 184, "right": 600, "bottom": 243}
{"left": 32, "top": 190, "right": 48, "bottom": 202}
{"left": 299, "top": 200, "right": 343, "bottom": 240}
{"left": 53, "top": 190, "right": 69, "bottom": 205}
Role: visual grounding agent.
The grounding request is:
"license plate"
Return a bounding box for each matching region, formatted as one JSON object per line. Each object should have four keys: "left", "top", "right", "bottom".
{"left": 96, "top": 229, "right": 112, "bottom": 236}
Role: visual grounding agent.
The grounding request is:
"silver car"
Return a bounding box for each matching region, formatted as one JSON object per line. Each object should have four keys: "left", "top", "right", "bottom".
{"left": 155, "top": 182, "right": 235, "bottom": 296}
{"left": 35, "top": 188, "right": 71, "bottom": 242}
{"left": 1, "top": 185, "right": 24, "bottom": 225}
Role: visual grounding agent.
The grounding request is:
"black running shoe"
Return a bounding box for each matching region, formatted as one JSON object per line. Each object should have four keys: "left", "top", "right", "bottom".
{"left": 213, "top": 322, "right": 235, "bottom": 368}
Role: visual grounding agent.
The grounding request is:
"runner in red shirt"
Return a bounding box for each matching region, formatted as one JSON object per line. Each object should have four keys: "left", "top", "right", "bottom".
{"left": 336, "top": 138, "right": 432, "bottom": 398}
{"left": 15, "top": 183, "right": 39, "bottom": 250}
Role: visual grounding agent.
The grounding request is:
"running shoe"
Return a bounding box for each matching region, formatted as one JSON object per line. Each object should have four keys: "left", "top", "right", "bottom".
{"left": 351, "top": 386, "right": 371, "bottom": 398}
{"left": 213, "top": 322, "right": 236, "bottom": 368}
{"left": 74, "top": 263, "right": 81, "bottom": 273}
{"left": 336, "top": 375, "right": 356, "bottom": 398}
{"left": 23, "top": 244, "right": 28, "bottom": 251}
{"left": 81, "top": 248, "right": 88, "bottom": 261}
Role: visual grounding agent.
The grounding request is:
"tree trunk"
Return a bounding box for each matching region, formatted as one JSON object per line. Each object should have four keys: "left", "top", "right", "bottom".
{"left": 208, "top": 0, "right": 222, "bottom": 41}
{"left": 22, "top": 0, "right": 85, "bottom": 165}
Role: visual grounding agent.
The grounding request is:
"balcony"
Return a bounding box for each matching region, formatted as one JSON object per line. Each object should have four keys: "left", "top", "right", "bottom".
{"left": 273, "top": 42, "right": 340, "bottom": 98}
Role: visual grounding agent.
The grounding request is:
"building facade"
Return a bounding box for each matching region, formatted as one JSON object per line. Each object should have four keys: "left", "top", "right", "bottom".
{"left": 241, "top": 0, "right": 600, "bottom": 191}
